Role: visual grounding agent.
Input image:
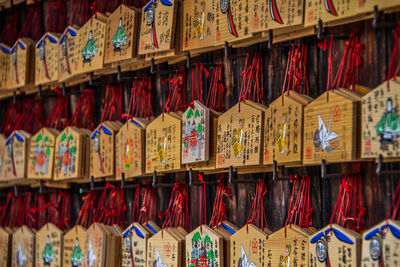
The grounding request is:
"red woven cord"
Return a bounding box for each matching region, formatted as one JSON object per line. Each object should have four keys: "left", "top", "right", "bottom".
{"left": 386, "top": 179, "right": 400, "bottom": 221}
{"left": 209, "top": 175, "right": 231, "bottom": 228}
{"left": 162, "top": 71, "right": 187, "bottom": 113}
{"left": 198, "top": 174, "right": 207, "bottom": 230}
{"left": 101, "top": 83, "right": 123, "bottom": 122}
{"left": 77, "top": 190, "right": 98, "bottom": 228}
{"left": 69, "top": 89, "right": 96, "bottom": 130}
{"left": 246, "top": 179, "right": 268, "bottom": 231}
{"left": 239, "top": 53, "right": 263, "bottom": 104}
{"left": 132, "top": 184, "right": 140, "bottom": 222}
{"left": 318, "top": 35, "right": 334, "bottom": 100}
{"left": 0, "top": 11, "right": 19, "bottom": 46}
{"left": 139, "top": 184, "right": 156, "bottom": 224}
{"left": 387, "top": 22, "right": 400, "bottom": 89}
{"left": 69, "top": 0, "right": 92, "bottom": 26}
{"left": 122, "top": 77, "right": 153, "bottom": 121}
{"left": 19, "top": 2, "right": 43, "bottom": 40}
{"left": 47, "top": 0, "right": 68, "bottom": 33}
{"left": 206, "top": 63, "right": 225, "bottom": 112}
{"left": 46, "top": 88, "right": 69, "bottom": 130}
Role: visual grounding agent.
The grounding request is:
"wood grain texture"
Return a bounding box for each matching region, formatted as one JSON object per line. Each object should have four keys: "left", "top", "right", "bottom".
{"left": 0, "top": 227, "right": 10, "bottom": 267}
{"left": 12, "top": 226, "right": 35, "bottom": 267}
{"left": 35, "top": 223, "right": 63, "bottom": 267}
{"left": 35, "top": 33, "right": 59, "bottom": 86}
{"left": 62, "top": 225, "right": 87, "bottom": 267}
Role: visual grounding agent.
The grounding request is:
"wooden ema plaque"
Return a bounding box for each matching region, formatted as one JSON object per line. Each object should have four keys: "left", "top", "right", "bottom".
{"left": 181, "top": 101, "right": 210, "bottom": 164}
{"left": 5, "top": 130, "right": 31, "bottom": 180}
{"left": 105, "top": 4, "right": 139, "bottom": 64}
{"left": 63, "top": 225, "right": 87, "bottom": 267}
{"left": 145, "top": 113, "right": 182, "bottom": 174}
{"left": 265, "top": 225, "right": 311, "bottom": 266}
{"left": 182, "top": 0, "right": 217, "bottom": 51}
{"left": 185, "top": 225, "right": 223, "bottom": 267}
{"left": 86, "top": 223, "right": 107, "bottom": 267}
{"left": 303, "top": 91, "right": 357, "bottom": 165}
{"left": 74, "top": 14, "right": 107, "bottom": 75}
{"left": 8, "top": 38, "right": 35, "bottom": 89}
{"left": 147, "top": 229, "right": 182, "bottom": 267}
{"left": 28, "top": 128, "right": 59, "bottom": 180}
{"left": 0, "top": 134, "right": 7, "bottom": 181}
{"left": 361, "top": 219, "right": 400, "bottom": 266}
{"left": 362, "top": 80, "right": 400, "bottom": 159}
{"left": 12, "top": 226, "right": 35, "bottom": 267}
{"left": 214, "top": 221, "right": 239, "bottom": 267}
{"left": 0, "top": 227, "right": 11, "bottom": 267}
{"left": 36, "top": 223, "right": 63, "bottom": 267}
{"left": 121, "top": 222, "right": 150, "bottom": 267}
{"left": 35, "top": 33, "right": 60, "bottom": 86}
{"left": 138, "top": 0, "right": 177, "bottom": 55}
{"left": 58, "top": 26, "right": 78, "bottom": 82}
{"left": 0, "top": 44, "right": 10, "bottom": 90}
{"left": 230, "top": 224, "right": 269, "bottom": 266}
{"left": 54, "top": 127, "right": 90, "bottom": 181}
{"left": 115, "top": 119, "right": 148, "bottom": 180}
{"left": 309, "top": 224, "right": 361, "bottom": 267}
{"left": 251, "top": 0, "right": 304, "bottom": 33}
{"left": 90, "top": 121, "right": 122, "bottom": 179}
{"left": 216, "top": 102, "right": 264, "bottom": 168}
{"left": 264, "top": 94, "right": 311, "bottom": 166}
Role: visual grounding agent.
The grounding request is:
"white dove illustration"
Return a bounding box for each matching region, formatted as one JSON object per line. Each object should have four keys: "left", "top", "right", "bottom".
{"left": 317, "top": 110, "right": 339, "bottom": 151}
{"left": 239, "top": 244, "right": 257, "bottom": 267}
{"left": 87, "top": 240, "right": 96, "bottom": 267}
{"left": 17, "top": 242, "right": 26, "bottom": 267}
{"left": 154, "top": 248, "right": 168, "bottom": 267}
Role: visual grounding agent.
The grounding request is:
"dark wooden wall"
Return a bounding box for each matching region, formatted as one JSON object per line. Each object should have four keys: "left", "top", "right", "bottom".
{"left": 0, "top": 4, "right": 399, "bottom": 233}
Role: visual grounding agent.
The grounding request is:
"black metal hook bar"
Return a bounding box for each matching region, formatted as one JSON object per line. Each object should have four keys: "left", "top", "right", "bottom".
{"left": 273, "top": 160, "right": 277, "bottom": 181}
{"left": 13, "top": 90, "right": 16, "bottom": 104}
{"left": 186, "top": 51, "right": 190, "bottom": 70}
{"left": 38, "top": 85, "right": 42, "bottom": 97}
{"left": 317, "top": 20, "right": 349, "bottom": 40}
{"left": 321, "top": 159, "right": 326, "bottom": 178}
{"left": 376, "top": 154, "right": 383, "bottom": 175}
{"left": 268, "top": 30, "right": 273, "bottom": 49}
{"left": 62, "top": 83, "right": 66, "bottom": 96}
{"left": 373, "top": 5, "right": 398, "bottom": 29}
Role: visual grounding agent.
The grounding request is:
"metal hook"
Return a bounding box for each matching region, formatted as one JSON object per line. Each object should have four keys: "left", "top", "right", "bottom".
{"left": 39, "top": 180, "right": 44, "bottom": 194}
{"left": 121, "top": 173, "right": 125, "bottom": 189}
{"left": 224, "top": 42, "right": 229, "bottom": 59}
{"left": 13, "top": 90, "right": 16, "bottom": 104}
{"left": 90, "top": 176, "right": 94, "bottom": 190}
{"left": 13, "top": 184, "right": 17, "bottom": 196}
{"left": 268, "top": 30, "right": 273, "bottom": 49}
{"left": 188, "top": 168, "right": 193, "bottom": 186}
{"left": 228, "top": 166, "right": 233, "bottom": 184}
{"left": 89, "top": 72, "right": 94, "bottom": 86}
{"left": 152, "top": 171, "right": 157, "bottom": 187}
{"left": 186, "top": 51, "right": 190, "bottom": 70}
{"left": 321, "top": 159, "right": 326, "bottom": 179}
{"left": 272, "top": 160, "right": 277, "bottom": 181}
{"left": 62, "top": 83, "right": 66, "bottom": 96}
{"left": 117, "top": 65, "right": 122, "bottom": 81}
{"left": 38, "top": 85, "right": 42, "bottom": 97}
{"left": 376, "top": 154, "right": 383, "bottom": 175}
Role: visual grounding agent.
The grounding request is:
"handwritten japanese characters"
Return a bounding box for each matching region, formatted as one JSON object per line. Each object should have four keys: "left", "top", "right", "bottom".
{"left": 362, "top": 80, "right": 400, "bottom": 158}
{"left": 36, "top": 223, "right": 63, "bottom": 267}
{"left": 147, "top": 229, "right": 182, "bottom": 266}
{"left": 86, "top": 223, "right": 107, "bottom": 267}
{"left": 139, "top": 0, "right": 177, "bottom": 55}
{"left": 35, "top": 33, "right": 59, "bottom": 85}
{"left": 216, "top": 102, "right": 264, "bottom": 168}
{"left": 58, "top": 26, "right": 78, "bottom": 82}
{"left": 121, "top": 223, "right": 150, "bottom": 267}
{"left": 146, "top": 113, "right": 182, "bottom": 173}
{"left": 8, "top": 38, "right": 34, "bottom": 89}
{"left": 105, "top": 5, "right": 139, "bottom": 64}
{"left": 5, "top": 130, "right": 31, "bottom": 180}
{"left": 12, "top": 226, "right": 35, "bottom": 267}
{"left": 181, "top": 101, "right": 210, "bottom": 164}
{"left": 63, "top": 226, "right": 87, "bottom": 267}
{"left": 28, "top": 128, "right": 59, "bottom": 180}
{"left": 303, "top": 91, "right": 358, "bottom": 165}
{"left": 0, "top": 44, "right": 10, "bottom": 90}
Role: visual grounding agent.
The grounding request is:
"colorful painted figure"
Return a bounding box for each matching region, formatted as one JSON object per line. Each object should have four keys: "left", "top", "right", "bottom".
{"left": 123, "top": 137, "right": 134, "bottom": 169}
{"left": 144, "top": 0, "right": 173, "bottom": 48}
{"left": 184, "top": 108, "right": 203, "bottom": 159}
{"left": 39, "top": 40, "right": 50, "bottom": 79}
{"left": 190, "top": 232, "right": 216, "bottom": 267}
{"left": 232, "top": 119, "right": 244, "bottom": 158}
{"left": 238, "top": 244, "right": 256, "bottom": 267}
{"left": 220, "top": 0, "right": 238, "bottom": 37}
{"left": 42, "top": 235, "right": 55, "bottom": 265}
{"left": 32, "top": 133, "right": 50, "bottom": 175}
{"left": 153, "top": 248, "right": 168, "bottom": 267}
{"left": 87, "top": 240, "right": 96, "bottom": 267}
{"left": 278, "top": 244, "right": 291, "bottom": 267}
{"left": 376, "top": 98, "right": 400, "bottom": 143}
{"left": 17, "top": 242, "right": 26, "bottom": 267}
{"left": 157, "top": 128, "right": 167, "bottom": 164}
{"left": 276, "top": 112, "right": 288, "bottom": 154}
{"left": 113, "top": 18, "right": 127, "bottom": 52}
{"left": 193, "top": 1, "right": 205, "bottom": 40}
{"left": 314, "top": 111, "right": 339, "bottom": 152}
{"left": 82, "top": 31, "right": 98, "bottom": 63}
{"left": 70, "top": 238, "right": 84, "bottom": 267}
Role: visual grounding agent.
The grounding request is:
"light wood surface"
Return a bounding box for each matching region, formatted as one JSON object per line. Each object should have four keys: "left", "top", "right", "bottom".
{"left": 35, "top": 223, "right": 63, "bottom": 267}
{"left": 62, "top": 225, "right": 87, "bottom": 267}
{"left": 35, "top": 33, "right": 60, "bottom": 86}
{"left": 12, "top": 226, "right": 36, "bottom": 267}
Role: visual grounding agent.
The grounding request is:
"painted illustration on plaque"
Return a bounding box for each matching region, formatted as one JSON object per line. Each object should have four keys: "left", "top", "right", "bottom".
{"left": 220, "top": 0, "right": 238, "bottom": 37}
{"left": 123, "top": 137, "right": 134, "bottom": 169}
{"left": 324, "top": 0, "right": 338, "bottom": 16}
{"left": 70, "top": 238, "right": 84, "bottom": 267}
{"left": 31, "top": 133, "right": 51, "bottom": 175}
{"left": 87, "top": 240, "right": 96, "bottom": 267}
{"left": 238, "top": 244, "right": 256, "bottom": 267}
{"left": 82, "top": 31, "right": 98, "bottom": 64}
{"left": 12, "top": 47, "right": 18, "bottom": 84}
{"left": 183, "top": 108, "right": 203, "bottom": 159}
{"left": 17, "top": 242, "right": 27, "bottom": 267}
{"left": 38, "top": 40, "right": 50, "bottom": 79}
{"left": 270, "top": 0, "right": 284, "bottom": 24}
{"left": 193, "top": 1, "right": 205, "bottom": 40}
{"left": 91, "top": 125, "right": 112, "bottom": 173}
{"left": 154, "top": 248, "right": 168, "bottom": 267}
{"left": 189, "top": 232, "right": 216, "bottom": 266}
{"left": 376, "top": 98, "right": 400, "bottom": 144}
{"left": 144, "top": 0, "right": 173, "bottom": 48}
{"left": 113, "top": 18, "right": 127, "bottom": 53}
{"left": 56, "top": 133, "right": 76, "bottom": 175}
{"left": 232, "top": 119, "right": 244, "bottom": 158}
{"left": 314, "top": 111, "right": 339, "bottom": 152}
{"left": 276, "top": 113, "right": 288, "bottom": 154}
{"left": 61, "top": 36, "right": 71, "bottom": 74}
{"left": 157, "top": 128, "right": 168, "bottom": 164}
{"left": 278, "top": 244, "right": 291, "bottom": 267}
{"left": 42, "top": 235, "right": 55, "bottom": 265}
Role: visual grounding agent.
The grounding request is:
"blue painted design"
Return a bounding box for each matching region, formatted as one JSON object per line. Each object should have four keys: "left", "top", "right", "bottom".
{"left": 90, "top": 125, "right": 112, "bottom": 139}
{"left": 364, "top": 228, "right": 380, "bottom": 240}
{"left": 0, "top": 45, "right": 10, "bottom": 54}
{"left": 134, "top": 225, "right": 145, "bottom": 239}
{"left": 122, "top": 228, "right": 131, "bottom": 238}
{"left": 18, "top": 41, "right": 26, "bottom": 50}
{"left": 310, "top": 232, "right": 325, "bottom": 244}
{"left": 130, "top": 120, "right": 143, "bottom": 128}
{"left": 144, "top": 0, "right": 172, "bottom": 11}
{"left": 15, "top": 133, "right": 24, "bottom": 142}
{"left": 5, "top": 132, "right": 24, "bottom": 145}
{"left": 332, "top": 228, "right": 354, "bottom": 244}
{"left": 160, "top": 0, "right": 173, "bottom": 6}
{"left": 144, "top": 223, "right": 158, "bottom": 234}
{"left": 60, "top": 27, "right": 77, "bottom": 43}
{"left": 219, "top": 223, "right": 236, "bottom": 235}
{"left": 47, "top": 34, "right": 57, "bottom": 43}
{"left": 144, "top": 0, "right": 154, "bottom": 11}
{"left": 389, "top": 224, "right": 400, "bottom": 239}
{"left": 36, "top": 34, "right": 58, "bottom": 48}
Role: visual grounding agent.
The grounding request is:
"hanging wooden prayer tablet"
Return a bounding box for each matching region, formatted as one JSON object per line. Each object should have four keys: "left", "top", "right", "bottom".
{"left": 58, "top": 26, "right": 78, "bottom": 82}
{"left": 145, "top": 113, "right": 182, "bottom": 174}
{"left": 303, "top": 91, "right": 358, "bottom": 165}
{"left": 5, "top": 130, "right": 31, "bottom": 180}
{"left": 121, "top": 222, "right": 150, "bottom": 267}
{"left": 0, "top": 227, "right": 11, "bottom": 267}
{"left": 143, "top": 221, "right": 161, "bottom": 236}
{"left": 216, "top": 102, "right": 264, "bottom": 168}
{"left": 147, "top": 229, "right": 182, "bottom": 267}
{"left": 8, "top": 38, "right": 34, "bottom": 89}
{"left": 36, "top": 223, "right": 63, "bottom": 267}
{"left": 213, "top": 221, "right": 238, "bottom": 267}
{"left": 362, "top": 79, "right": 400, "bottom": 159}
{"left": 90, "top": 121, "right": 122, "bottom": 179}
{"left": 28, "top": 128, "right": 59, "bottom": 180}
{"left": 138, "top": 0, "right": 177, "bottom": 55}
{"left": 181, "top": 101, "right": 210, "bottom": 164}
{"left": 115, "top": 119, "right": 148, "bottom": 180}
{"left": 86, "top": 223, "right": 107, "bottom": 267}
{"left": 0, "top": 43, "right": 10, "bottom": 90}
{"left": 185, "top": 225, "right": 223, "bottom": 267}
{"left": 12, "top": 226, "right": 35, "bottom": 267}
{"left": 309, "top": 224, "right": 361, "bottom": 267}
{"left": 251, "top": 0, "right": 304, "bottom": 33}
{"left": 362, "top": 219, "right": 400, "bottom": 266}
{"left": 63, "top": 225, "right": 87, "bottom": 267}
{"left": 230, "top": 224, "right": 268, "bottom": 266}
{"left": 0, "top": 134, "right": 7, "bottom": 181}
{"left": 264, "top": 94, "right": 311, "bottom": 166}
{"left": 265, "top": 225, "right": 311, "bottom": 266}
{"left": 35, "top": 33, "right": 60, "bottom": 86}
{"left": 105, "top": 4, "right": 139, "bottom": 64}
{"left": 75, "top": 14, "right": 107, "bottom": 75}
{"left": 182, "top": 0, "right": 217, "bottom": 51}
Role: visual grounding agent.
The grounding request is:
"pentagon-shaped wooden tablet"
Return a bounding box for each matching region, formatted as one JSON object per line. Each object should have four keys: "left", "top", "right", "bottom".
{"left": 58, "top": 26, "right": 78, "bottom": 82}
{"left": 105, "top": 4, "right": 139, "bottom": 64}
{"left": 5, "top": 130, "right": 31, "bottom": 180}
{"left": 309, "top": 224, "right": 361, "bottom": 267}
{"left": 35, "top": 33, "right": 60, "bottom": 86}
{"left": 12, "top": 226, "right": 35, "bottom": 267}
{"left": 213, "top": 221, "right": 239, "bottom": 267}
{"left": 147, "top": 228, "right": 182, "bottom": 266}
{"left": 8, "top": 38, "right": 34, "bottom": 89}
{"left": 121, "top": 222, "right": 151, "bottom": 267}
{"left": 0, "top": 227, "right": 11, "bottom": 267}
{"left": 36, "top": 223, "right": 63, "bottom": 267}
{"left": 0, "top": 134, "right": 7, "bottom": 181}
{"left": 0, "top": 43, "right": 10, "bottom": 90}
{"left": 362, "top": 219, "right": 400, "bottom": 266}
{"left": 63, "top": 225, "right": 87, "bottom": 267}
{"left": 86, "top": 223, "right": 107, "bottom": 267}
